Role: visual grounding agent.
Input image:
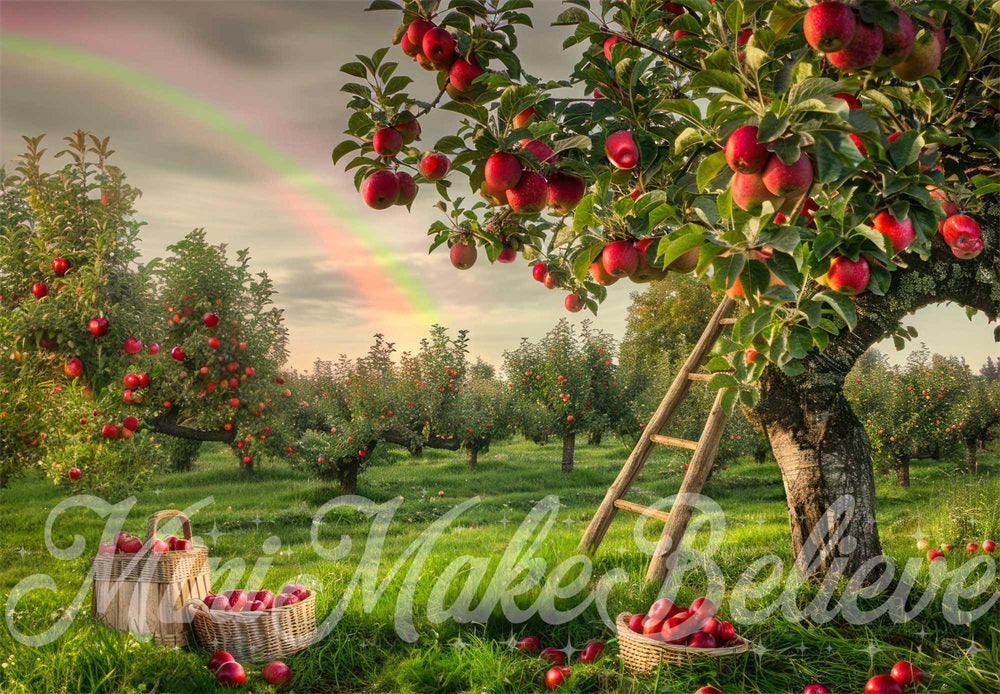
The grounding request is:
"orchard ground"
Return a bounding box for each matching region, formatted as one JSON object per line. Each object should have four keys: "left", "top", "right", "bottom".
{"left": 3, "top": 441, "right": 999, "bottom": 693}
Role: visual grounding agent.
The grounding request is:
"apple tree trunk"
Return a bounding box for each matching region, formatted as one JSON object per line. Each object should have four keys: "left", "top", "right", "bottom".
{"left": 965, "top": 438, "right": 978, "bottom": 475}
{"left": 895, "top": 456, "right": 910, "bottom": 488}
{"left": 749, "top": 218, "right": 998, "bottom": 577}
{"left": 561, "top": 432, "right": 575, "bottom": 473}
{"left": 588, "top": 430, "right": 603, "bottom": 445}
{"left": 467, "top": 445, "right": 478, "bottom": 468}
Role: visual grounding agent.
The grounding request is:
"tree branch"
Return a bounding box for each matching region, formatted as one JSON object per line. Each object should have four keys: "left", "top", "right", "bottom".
{"left": 149, "top": 407, "right": 236, "bottom": 443}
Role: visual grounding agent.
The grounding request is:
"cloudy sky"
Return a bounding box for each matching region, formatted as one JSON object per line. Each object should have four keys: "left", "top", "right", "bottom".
{"left": 2, "top": 1, "right": 995, "bottom": 371}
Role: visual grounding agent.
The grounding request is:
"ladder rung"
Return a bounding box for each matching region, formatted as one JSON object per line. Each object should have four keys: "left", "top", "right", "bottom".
{"left": 613, "top": 499, "right": 670, "bottom": 522}
{"left": 718, "top": 318, "right": 738, "bottom": 325}
{"left": 686, "top": 373, "right": 713, "bottom": 382}
{"left": 649, "top": 434, "right": 699, "bottom": 450}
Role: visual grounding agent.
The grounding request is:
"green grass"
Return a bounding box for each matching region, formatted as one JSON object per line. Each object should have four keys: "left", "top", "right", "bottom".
{"left": 2, "top": 439, "right": 999, "bottom": 693}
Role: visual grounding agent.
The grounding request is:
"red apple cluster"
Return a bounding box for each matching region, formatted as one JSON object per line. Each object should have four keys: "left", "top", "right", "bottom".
{"left": 96, "top": 531, "right": 194, "bottom": 555}
{"left": 481, "top": 143, "right": 585, "bottom": 217}
{"left": 514, "top": 635, "right": 603, "bottom": 690}
{"left": 863, "top": 660, "right": 924, "bottom": 693}
{"left": 206, "top": 651, "right": 292, "bottom": 688}
{"left": 724, "top": 125, "right": 814, "bottom": 216}
{"left": 203, "top": 583, "right": 311, "bottom": 613}
{"left": 627, "top": 597, "right": 741, "bottom": 650}
{"left": 803, "top": 1, "right": 941, "bottom": 81}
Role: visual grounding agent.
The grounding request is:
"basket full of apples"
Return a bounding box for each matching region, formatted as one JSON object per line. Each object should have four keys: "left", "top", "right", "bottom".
{"left": 90, "top": 510, "right": 211, "bottom": 646}
{"left": 617, "top": 597, "right": 749, "bottom": 675}
{"left": 185, "top": 583, "right": 317, "bottom": 663}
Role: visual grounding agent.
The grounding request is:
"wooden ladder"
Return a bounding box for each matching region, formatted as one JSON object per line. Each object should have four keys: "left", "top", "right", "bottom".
{"left": 577, "top": 296, "right": 737, "bottom": 582}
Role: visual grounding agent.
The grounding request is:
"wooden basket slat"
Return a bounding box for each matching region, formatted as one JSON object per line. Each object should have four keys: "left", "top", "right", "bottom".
{"left": 186, "top": 594, "right": 317, "bottom": 663}
{"left": 616, "top": 612, "right": 750, "bottom": 675}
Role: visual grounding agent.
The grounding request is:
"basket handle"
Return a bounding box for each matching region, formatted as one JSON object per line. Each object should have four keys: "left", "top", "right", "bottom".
{"left": 145, "top": 509, "right": 193, "bottom": 542}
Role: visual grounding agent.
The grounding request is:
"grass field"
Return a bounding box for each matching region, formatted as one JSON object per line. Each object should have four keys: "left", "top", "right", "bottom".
{"left": 2, "top": 439, "right": 999, "bottom": 693}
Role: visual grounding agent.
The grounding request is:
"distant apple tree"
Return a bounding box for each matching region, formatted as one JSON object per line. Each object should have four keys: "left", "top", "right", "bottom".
{"left": 334, "top": 0, "right": 999, "bottom": 575}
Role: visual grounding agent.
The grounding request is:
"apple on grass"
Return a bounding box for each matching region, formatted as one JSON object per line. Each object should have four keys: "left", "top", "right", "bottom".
{"left": 262, "top": 660, "right": 293, "bottom": 685}
{"left": 694, "top": 688, "right": 724, "bottom": 694}
{"left": 31, "top": 282, "right": 48, "bottom": 299}
{"left": 890, "top": 660, "right": 923, "bottom": 687}
{"left": 983, "top": 539, "right": 996, "bottom": 552}
{"left": 515, "top": 636, "right": 541, "bottom": 653}
{"left": 578, "top": 640, "right": 604, "bottom": 663}
{"left": 207, "top": 651, "right": 235, "bottom": 671}
{"left": 539, "top": 647, "right": 564, "bottom": 665}
{"left": 802, "top": 685, "right": 832, "bottom": 694}
{"left": 545, "top": 665, "right": 570, "bottom": 690}
{"left": 865, "top": 673, "right": 903, "bottom": 694}
{"left": 215, "top": 660, "right": 246, "bottom": 687}
{"left": 51, "top": 256, "right": 71, "bottom": 276}
{"left": 88, "top": 317, "right": 109, "bottom": 336}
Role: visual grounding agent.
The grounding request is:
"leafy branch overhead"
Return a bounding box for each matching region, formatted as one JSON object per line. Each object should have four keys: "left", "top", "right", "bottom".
{"left": 333, "top": 0, "right": 999, "bottom": 411}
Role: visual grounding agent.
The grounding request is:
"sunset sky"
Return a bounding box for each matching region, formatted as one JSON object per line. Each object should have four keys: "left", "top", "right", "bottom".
{"left": 2, "top": 1, "right": 996, "bottom": 372}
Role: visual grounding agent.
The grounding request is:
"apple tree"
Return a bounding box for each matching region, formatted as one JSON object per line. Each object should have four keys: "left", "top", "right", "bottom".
{"left": 453, "top": 368, "right": 516, "bottom": 467}
{"left": 943, "top": 363, "right": 1000, "bottom": 474}
{"left": 334, "top": 0, "right": 999, "bottom": 575}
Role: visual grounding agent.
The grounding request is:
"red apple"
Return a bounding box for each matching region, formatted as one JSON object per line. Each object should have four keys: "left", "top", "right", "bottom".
{"left": 515, "top": 636, "right": 541, "bottom": 653}
{"left": 825, "top": 256, "right": 870, "bottom": 295}
{"left": 578, "top": 640, "right": 604, "bottom": 663}
{"left": 941, "top": 213, "right": 981, "bottom": 246}
{"left": 694, "top": 688, "right": 724, "bottom": 694}
{"left": 68, "top": 467, "right": 82, "bottom": 481}
{"left": 761, "top": 153, "right": 813, "bottom": 197}
{"left": 890, "top": 660, "right": 923, "bottom": 687}
{"left": 147, "top": 343, "right": 159, "bottom": 355}
{"left": 373, "top": 127, "right": 403, "bottom": 158}
{"left": 202, "top": 312, "right": 220, "bottom": 327}
{"left": 211, "top": 594, "right": 232, "bottom": 611}
{"left": 732, "top": 172, "right": 780, "bottom": 211}
{"left": 394, "top": 172, "right": 417, "bottom": 207}
{"left": 246, "top": 600, "right": 265, "bottom": 612}
{"left": 170, "top": 346, "right": 186, "bottom": 361}
{"left": 916, "top": 538, "right": 929, "bottom": 550}
{"left": 539, "top": 647, "right": 565, "bottom": 665}
{"left": 833, "top": 91, "right": 862, "bottom": 110}
{"left": 97, "top": 542, "right": 116, "bottom": 554}
{"left": 122, "top": 373, "right": 139, "bottom": 389}
{"left": 716, "top": 620, "right": 736, "bottom": 642}
{"left": 419, "top": 152, "right": 450, "bottom": 181}
{"left": 513, "top": 106, "right": 536, "bottom": 128}
{"left": 51, "top": 257, "right": 71, "bottom": 277}
{"left": 878, "top": 7, "right": 915, "bottom": 65}
{"left": 872, "top": 211, "right": 915, "bottom": 254}
{"left": 262, "top": 660, "right": 293, "bottom": 685}
{"left": 361, "top": 170, "right": 400, "bottom": 210}
{"left": 545, "top": 665, "right": 570, "bottom": 690}
{"left": 124, "top": 337, "right": 143, "bottom": 354}
{"left": 31, "top": 282, "right": 48, "bottom": 299}
{"left": 602, "top": 240, "right": 639, "bottom": 277}
{"left": 507, "top": 171, "right": 548, "bottom": 214}
{"left": 449, "top": 54, "right": 485, "bottom": 92}
{"left": 803, "top": 1, "right": 856, "bottom": 52}
{"left": 406, "top": 18, "right": 434, "bottom": 48}
{"left": 519, "top": 138, "right": 555, "bottom": 164}
{"left": 690, "top": 597, "right": 716, "bottom": 618}
{"left": 119, "top": 537, "right": 142, "bottom": 553}
{"left": 172, "top": 539, "right": 192, "bottom": 551}
{"left": 88, "top": 317, "right": 109, "bottom": 336}
{"left": 984, "top": 539, "right": 996, "bottom": 552}
{"left": 951, "top": 235, "right": 983, "bottom": 259}
{"left": 293, "top": 589, "right": 311, "bottom": 601}
{"left": 927, "top": 548, "right": 945, "bottom": 561}
{"left": 603, "top": 35, "right": 620, "bottom": 61}
{"left": 546, "top": 171, "right": 586, "bottom": 214}
{"left": 588, "top": 259, "right": 619, "bottom": 286}
{"left": 484, "top": 152, "right": 523, "bottom": 192}
{"left": 687, "top": 631, "right": 718, "bottom": 648}
{"left": 828, "top": 21, "right": 884, "bottom": 70}
{"left": 101, "top": 423, "right": 119, "bottom": 439}
{"left": 803, "top": 686, "right": 832, "bottom": 694}
{"left": 532, "top": 263, "right": 548, "bottom": 282}
{"left": 151, "top": 539, "right": 169, "bottom": 553}
{"left": 449, "top": 241, "right": 478, "bottom": 269}
{"left": 421, "top": 27, "right": 455, "bottom": 66}
{"left": 496, "top": 245, "right": 518, "bottom": 263}
{"left": 215, "top": 660, "right": 246, "bottom": 687}
{"left": 628, "top": 613, "right": 646, "bottom": 632}
{"left": 207, "top": 651, "right": 235, "bottom": 671}
{"left": 724, "top": 125, "right": 771, "bottom": 174}
{"left": 642, "top": 616, "right": 666, "bottom": 638}
{"left": 564, "top": 294, "right": 584, "bottom": 313}
{"left": 865, "top": 674, "right": 903, "bottom": 694}
{"left": 648, "top": 598, "right": 679, "bottom": 622}
{"left": 123, "top": 416, "right": 138, "bottom": 431}
{"left": 273, "top": 593, "right": 300, "bottom": 608}
{"left": 395, "top": 119, "right": 420, "bottom": 144}
{"left": 64, "top": 358, "right": 84, "bottom": 379}
{"left": 605, "top": 130, "right": 638, "bottom": 169}
{"left": 700, "top": 617, "right": 721, "bottom": 637}
{"left": 967, "top": 542, "right": 979, "bottom": 552}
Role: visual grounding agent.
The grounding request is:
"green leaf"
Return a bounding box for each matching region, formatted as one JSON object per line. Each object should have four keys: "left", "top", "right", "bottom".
{"left": 709, "top": 373, "right": 740, "bottom": 390}
{"left": 674, "top": 127, "right": 703, "bottom": 156}
{"left": 816, "top": 290, "right": 857, "bottom": 330}
{"left": 658, "top": 99, "right": 702, "bottom": 122}
{"left": 553, "top": 8, "right": 588, "bottom": 25}
{"left": 689, "top": 70, "right": 747, "bottom": 99}
{"left": 366, "top": 0, "right": 402, "bottom": 10}
{"left": 573, "top": 194, "right": 595, "bottom": 232}
{"left": 657, "top": 225, "right": 706, "bottom": 267}
{"left": 888, "top": 130, "right": 923, "bottom": 169}
{"left": 340, "top": 62, "right": 368, "bottom": 78}
{"left": 696, "top": 151, "right": 729, "bottom": 192}
{"left": 757, "top": 112, "right": 790, "bottom": 143}
{"left": 332, "top": 140, "right": 360, "bottom": 164}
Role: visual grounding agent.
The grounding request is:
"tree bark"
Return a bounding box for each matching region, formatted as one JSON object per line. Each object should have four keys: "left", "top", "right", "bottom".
{"left": 965, "top": 439, "right": 978, "bottom": 475}
{"left": 150, "top": 406, "right": 235, "bottom": 443}
{"left": 338, "top": 458, "right": 359, "bottom": 494}
{"left": 467, "top": 445, "right": 478, "bottom": 468}
{"left": 895, "top": 456, "right": 910, "bottom": 487}
{"left": 588, "top": 431, "right": 603, "bottom": 445}
{"left": 750, "top": 220, "right": 998, "bottom": 577}
{"left": 561, "top": 432, "right": 575, "bottom": 473}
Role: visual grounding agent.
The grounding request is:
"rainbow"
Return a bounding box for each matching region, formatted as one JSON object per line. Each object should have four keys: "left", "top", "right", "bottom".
{"left": 1, "top": 32, "right": 440, "bottom": 324}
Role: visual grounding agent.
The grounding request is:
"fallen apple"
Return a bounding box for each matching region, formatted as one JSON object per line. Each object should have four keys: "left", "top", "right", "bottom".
{"left": 545, "top": 665, "right": 571, "bottom": 689}
{"left": 539, "top": 647, "right": 565, "bottom": 665}
{"left": 206, "top": 651, "right": 235, "bottom": 671}
{"left": 262, "top": 660, "right": 293, "bottom": 685}
{"left": 215, "top": 660, "right": 246, "bottom": 687}
{"left": 578, "top": 640, "right": 604, "bottom": 663}
{"left": 515, "top": 636, "right": 541, "bottom": 653}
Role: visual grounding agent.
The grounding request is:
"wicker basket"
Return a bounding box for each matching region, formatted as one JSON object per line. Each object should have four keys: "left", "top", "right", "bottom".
{"left": 616, "top": 612, "right": 750, "bottom": 675}
{"left": 185, "top": 592, "right": 317, "bottom": 663}
{"left": 90, "top": 510, "right": 210, "bottom": 646}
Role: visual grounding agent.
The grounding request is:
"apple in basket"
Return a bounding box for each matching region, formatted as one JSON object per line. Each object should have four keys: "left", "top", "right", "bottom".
{"left": 627, "top": 613, "right": 646, "bottom": 632}
{"left": 273, "top": 593, "right": 300, "bottom": 608}
{"left": 206, "top": 651, "right": 235, "bottom": 671}
{"left": 642, "top": 615, "right": 666, "bottom": 638}
{"left": 294, "top": 588, "right": 312, "bottom": 601}
{"left": 648, "top": 598, "right": 679, "bottom": 621}
{"left": 247, "top": 600, "right": 267, "bottom": 612}
{"left": 119, "top": 536, "right": 142, "bottom": 553}
{"left": 150, "top": 539, "right": 169, "bottom": 553}
{"left": 172, "top": 538, "right": 192, "bottom": 551}
{"left": 98, "top": 542, "right": 116, "bottom": 554}
{"left": 281, "top": 583, "right": 305, "bottom": 594}
{"left": 224, "top": 590, "right": 248, "bottom": 611}
{"left": 210, "top": 594, "right": 231, "bottom": 611}
{"left": 253, "top": 589, "right": 275, "bottom": 609}
{"left": 687, "top": 631, "right": 718, "bottom": 648}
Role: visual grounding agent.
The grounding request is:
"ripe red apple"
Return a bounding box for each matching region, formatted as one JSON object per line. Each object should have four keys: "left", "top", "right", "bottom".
{"left": 687, "top": 631, "right": 717, "bottom": 648}
{"left": 603, "top": 35, "right": 620, "bottom": 61}
{"left": 246, "top": 599, "right": 266, "bottom": 612}
{"left": 515, "top": 635, "right": 541, "bottom": 653}
{"left": 627, "top": 613, "right": 646, "bottom": 632}
{"left": 927, "top": 548, "right": 945, "bottom": 561}
{"left": 506, "top": 171, "right": 548, "bottom": 214}
{"left": 449, "top": 54, "right": 484, "bottom": 92}
{"left": 531, "top": 263, "right": 548, "bottom": 282}
{"left": 865, "top": 674, "right": 903, "bottom": 694}
{"left": 564, "top": 294, "right": 584, "bottom": 313}
{"left": 578, "top": 640, "right": 604, "bottom": 663}
{"left": 401, "top": 32, "right": 421, "bottom": 57}
{"left": 877, "top": 7, "right": 915, "bottom": 65}
{"left": 694, "top": 688, "right": 723, "bottom": 694}
{"left": 892, "top": 26, "right": 944, "bottom": 81}
{"left": 890, "top": 660, "right": 923, "bottom": 687}
{"left": 172, "top": 538, "right": 192, "bottom": 551}
{"left": 361, "top": 170, "right": 400, "bottom": 210}
{"left": 97, "top": 542, "right": 116, "bottom": 554}
{"left": 716, "top": 620, "right": 736, "bottom": 642}
{"left": 147, "top": 343, "right": 159, "bottom": 355}
{"left": 151, "top": 539, "right": 169, "bottom": 553}
{"left": 262, "top": 661, "right": 293, "bottom": 685}
{"left": 496, "top": 245, "right": 518, "bottom": 263}
{"left": 123, "top": 373, "right": 141, "bottom": 390}
{"left": 207, "top": 651, "right": 235, "bottom": 671}
{"left": 648, "top": 598, "right": 679, "bottom": 622}
{"left": 825, "top": 256, "right": 870, "bottom": 295}
{"left": 673, "top": 29, "right": 692, "bottom": 40}
{"left": 872, "top": 211, "right": 915, "bottom": 254}
{"left": 394, "top": 172, "right": 418, "bottom": 207}
{"left": 394, "top": 119, "right": 421, "bottom": 145}
{"left": 419, "top": 152, "right": 450, "bottom": 181}
{"left": 983, "top": 539, "right": 996, "bottom": 552}
{"left": 215, "top": 660, "right": 246, "bottom": 687}
{"left": 642, "top": 616, "right": 666, "bottom": 637}
{"left": 546, "top": 171, "right": 586, "bottom": 214}
{"left": 225, "top": 590, "right": 248, "bottom": 611}
{"left": 803, "top": 685, "right": 832, "bottom": 694}
{"left": 64, "top": 358, "right": 84, "bottom": 379}
{"left": 545, "top": 665, "right": 570, "bottom": 690}
{"left": 700, "top": 617, "right": 721, "bottom": 637}
{"left": 602, "top": 240, "right": 639, "bottom": 277}
{"left": 101, "top": 423, "right": 119, "bottom": 439}
{"left": 513, "top": 106, "right": 536, "bottom": 128}
{"left": 51, "top": 257, "right": 71, "bottom": 277}
{"left": 828, "top": 21, "right": 884, "bottom": 70}
{"left": 170, "top": 346, "right": 186, "bottom": 361}
{"left": 605, "top": 130, "right": 638, "bottom": 169}
{"left": 539, "top": 647, "right": 565, "bottom": 665}
{"left": 373, "top": 127, "right": 403, "bottom": 158}
{"left": 833, "top": 91, "right": 862, "bottom": 110}
{"left": 421, "top": 27, "right": 455, "bottom": 66}
{"left": 520, "top": 138, "right": 555, "bottom": 163}
{"left": 274, "top": 592, "right": 300, "bottom": 608}
{"left": 119, "top": 536, "right": 142, "bottom": 553}
{"left": 123, "top": 416, "right": 139, "bottom": 431}
{"left": 588, "top": 259, "right": 619, "bottom": 286}
{"left": 88, "top": 317, "right": 109, "bottom": 336}
{"left": 281, "top": 583, "right": 305, "bottom": 594}
{"left": 201, "top": 312, "right": 219, "bottom": 328}
{"left": 484, "top": 152, "right": 523, "bottom": 192}
{"left": 449, "top": 241, "right": 478, "bottom": 270}
{"left": 211, "top": 594, "right": 232, "bottom": 611}
{"left": 690, "top": 596, "right": 716, "bottom": 618}
{"left": 951, "top": 235, "right": 983, "bottom": 260}
{"left": 68, "top": 467, "right": 82, "bottom": 481}
{"left": 724, "top": 125, "right": 771, "bottom": 174}
{"left": 967, "top": 542, "right": 979, "bottom": 552}
{"left": 732, "top": 172, "right": 780, "bottom": 211}
{"left": 31, "top": 282, "right": 49, "bottom": 299}
{"left": 762, "top": 153, "right": 813, "bottom": 197}
{"left": 803, "top": 1, "right": 856, "bottom": 52}
{"left": 940, "top": 214, "right": 981, "bottom": 247}
{"left": 293, "top": 589, "right": 312, "bottom": 601}
{"left": 406, "top": 18, "right": 434, "bottom": 47}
